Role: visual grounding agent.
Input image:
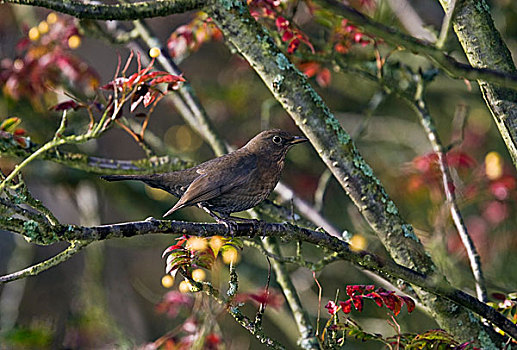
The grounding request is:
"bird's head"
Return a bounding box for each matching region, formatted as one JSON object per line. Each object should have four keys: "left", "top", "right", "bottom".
{"left": 244, "top": 129, "right": 308, "bottom": 161}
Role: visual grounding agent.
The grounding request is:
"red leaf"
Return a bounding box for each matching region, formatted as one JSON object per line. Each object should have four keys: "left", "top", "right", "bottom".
{"left": 50, "top": 99, "right": 80, "bottom": 111}
{"left": 287, "top": 38, "right": 300, "bottom": 54}
{"left": 352, "top": 295, "right": 363, "bottom": 312}
{"left": 400, "top": 295, "right": 415, "bottom": 313}
{"left": 205, "top": 333, "right": 221, "bottom": 346}
{"left": 447, "top": 151, "right": 475, "bottom": 169}
{"left": 334, "top": 42, "right": 349, "bottom": 54}
{"left": 281, "top": 30, "right": 294, "bottom": 42}
{"left": 340, "top": 300, "right": 352, "bottom": 314}
{"left": 299, "top": 61, "right": 320, "bottom": 78}
{"left": 275, "top": 16, "right": 289, "bottom": 31}
{"left": 492, "top": 292, "right": 507, "bottom": 301}
{"left": 346, "top": 285, "right": 365, "bottom": 297}
{"left": 296, "top": 32, "right": 315, "bottom": 53}
{"left": 162, "top": 239, "right": 187, "bottom": 257}
{"left": 149, "top": 74, "right": 186, "bottom": 86}
{"left": 380, "top": 292, "right": 402, "bottom": 316}
{"left": 14, "top": 136, "right": 28, "bottom": 148}
{"left": 234, "top": 289, "right": 284, "bottom": 309}
{"left": 325, "top": 300, "right": 338, "bottom": 315}
{"left": 366, "top": 292, "right": 383, "bottom": 307}
{"left": 316, "top": 68, "right": 331, "bottom": 87}
{"left": 143, "top": 91, "right": 158, "bottom": 108}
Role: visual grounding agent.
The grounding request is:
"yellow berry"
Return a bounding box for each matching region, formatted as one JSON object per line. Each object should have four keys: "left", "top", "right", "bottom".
{"left": 349, "top": 234, "right": 367, "bottom": 252}
{"left": 149, "top": 47, "right": 161, "bottom": 58}
{"left": 161, "top": 275, "right": 174, "bottom": 288}
{"left": 28, "top": 27, "right": 40, "bottom": 41}
{"left": 38, "top": 21, "right": 49, "bottom": 34}
{"left": 46, "top": 13, "right": 58, "bottom": 25}
{"left": 178, "top": 280, "right": 192, "bottom": 293}
{"left": 222, "top": 246, "right": 240, "bottom": 265}
{"left": 192, "top": 268, "right": 206, "bottom": 282}
{"left": 186, "top": 236, "right": 208, "bottom": 251}
{"left": 68, "top": 35, "right": 81, "bottom": 49}
{"left": 485, "top": 151, "right": 503, "bottom": 180}
{"left": 209, "top": 236, "right": 224, "bottom": 256}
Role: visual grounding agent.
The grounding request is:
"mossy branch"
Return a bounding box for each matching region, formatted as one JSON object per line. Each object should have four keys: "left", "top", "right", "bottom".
{"left": 0, "top": 240, "right": 89, "bottom": 283}
{"left": 438, "top": 0, "right": 517, "bottom": 169}
{"left": 316, "top": 0, "right": 517, "bottom": 91}
{"left": 206, "top": 0, "right": 505, "bottom": 345}
{"left": 1, "top": 0, "right": 204, "bottom": 20}
{"left": 1, "top": 216, "right": 516, "bottom": 342}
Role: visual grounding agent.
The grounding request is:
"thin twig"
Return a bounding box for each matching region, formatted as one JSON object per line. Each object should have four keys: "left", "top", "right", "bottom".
{"left": 413, "top": 78, "right": 487, "bottom": 302}
{"left": 436, "top": 0, "right": 457, "bottom": 49}
{"left": 0, "top": 241, "right": 90, "bottom": 283}
{"left": 316, "top": 0, "right": 517, "bottom": 90}
{"left": 180, "top": 267, "right": 285, "bottom": 349}
{"left": 326, "top": 51, "right": 489, "bottom": 302}
{"left": 262, "top": 238, "right": 321, "bottom": 350}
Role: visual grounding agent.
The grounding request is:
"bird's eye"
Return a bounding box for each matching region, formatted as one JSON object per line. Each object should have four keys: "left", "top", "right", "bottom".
{"left": 272, "top": 135, "right": 282, "bottom": 145}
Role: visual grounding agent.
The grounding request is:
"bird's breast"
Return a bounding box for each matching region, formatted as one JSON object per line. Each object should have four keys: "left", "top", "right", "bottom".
{"left": 204, "top": 158, "right": 284, "bottom": 214}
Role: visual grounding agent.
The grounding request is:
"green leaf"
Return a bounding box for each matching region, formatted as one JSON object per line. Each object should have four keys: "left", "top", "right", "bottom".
{"left": 0, "top": 117, "right": 21, "bottom": 133}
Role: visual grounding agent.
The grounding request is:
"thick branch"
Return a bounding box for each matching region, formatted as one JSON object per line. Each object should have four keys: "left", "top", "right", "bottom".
{"left": 205, "top": 1, "right": 505, "bottom": 346}
{"left": 1, "top": 0, "right": 204, "bottom": 20}
{"left": 438, "top": 0, "right": 517, "bottom": 169}
{"left": 2, "top": 217, "right": 516, "bottom": 342}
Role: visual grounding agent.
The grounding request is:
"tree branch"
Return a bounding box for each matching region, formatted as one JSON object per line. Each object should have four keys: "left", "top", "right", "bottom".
{"left": 180, "top": 268, "right": 286, "bottom": 349}
{"left": 262, "top": 238, "right": 320, "bottom": 349}
{"left": 205, "top": 1, "right": 505, "bottom": 345}
{"left": 412, "top": 76, "right": 487, "bottom": 303}
{"left": 438, "top": 0, "right": 517, "bottom": 169}
{"left": 1, "top": 0, "right": 204, "bottom": 20}
{"left": 0, "top": 240, "right": 90, "bottom": 283}
{"left": 316, "top": 0, "right": 517, "bottom": 91}
{"left": 2, "top": 216, "right": 516, "bottom": 342}
{"left": 0, "top": 130, "right": 194, "bottom": 174}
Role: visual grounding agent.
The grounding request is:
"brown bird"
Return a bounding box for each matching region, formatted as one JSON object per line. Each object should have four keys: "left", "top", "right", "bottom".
{"left": 101, "top": 129, "right": 307, "bottom": 225}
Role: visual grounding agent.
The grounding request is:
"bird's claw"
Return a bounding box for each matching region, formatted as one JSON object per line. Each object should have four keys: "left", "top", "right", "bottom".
{"left": 216, "top": 218, "right": 239, "bottom": 238}
{"left": 256, "top": 220, "right": 267, "bottom": 239}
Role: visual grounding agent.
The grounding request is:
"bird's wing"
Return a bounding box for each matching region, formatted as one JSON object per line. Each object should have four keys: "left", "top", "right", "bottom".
{"left": 163, "top": 153, "right": 257, "bottom": 216}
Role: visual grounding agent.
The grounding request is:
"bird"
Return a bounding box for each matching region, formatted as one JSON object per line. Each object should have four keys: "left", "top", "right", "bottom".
{"left": 101, "top": 129, "right": 308, "bottom": 227}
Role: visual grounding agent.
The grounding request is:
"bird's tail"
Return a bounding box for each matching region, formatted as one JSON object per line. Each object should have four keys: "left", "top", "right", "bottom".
{"left": 100, "top": 174, "right": 151, "bottom": 182}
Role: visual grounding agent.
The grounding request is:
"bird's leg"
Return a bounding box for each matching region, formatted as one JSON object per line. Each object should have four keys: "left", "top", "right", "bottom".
{"left": 199, "top": 204, "right": 238, "bottom": 237}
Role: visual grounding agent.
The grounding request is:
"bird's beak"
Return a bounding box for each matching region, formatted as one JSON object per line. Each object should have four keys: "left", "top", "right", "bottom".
{"left": 289, "top": 136, "right": 308, "bottom": 145}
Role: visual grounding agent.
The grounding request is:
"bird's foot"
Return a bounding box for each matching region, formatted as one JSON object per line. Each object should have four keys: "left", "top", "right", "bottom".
{"left": 145, "top": 216, "right": 159, "bottom": 222}
{"left": 216, "top": 218, "right": 239, "bottom": 238}
{"left": 257, "top": 220, "right": 267, "bottom": 239}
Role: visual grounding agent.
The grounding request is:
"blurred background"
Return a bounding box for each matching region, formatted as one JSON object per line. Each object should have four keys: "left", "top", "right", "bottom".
{"left": 0, "top": 0, "right": 517, "bottom": 348}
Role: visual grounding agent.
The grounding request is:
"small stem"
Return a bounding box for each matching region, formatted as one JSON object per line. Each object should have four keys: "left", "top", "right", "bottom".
{"left": 0, "top": 241, "right": 89, "bottom": 283}
{"left": 413, "top": 77, "right": 487, "bottom": 303}
{"left": 0, "top": 137, "right": 66, "bottom": 191}
{"left": 262, "top": 238, "right": 321, "bottom": 350}
{"left": 436, "top": 0, "right": 457, "bottom": 49}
